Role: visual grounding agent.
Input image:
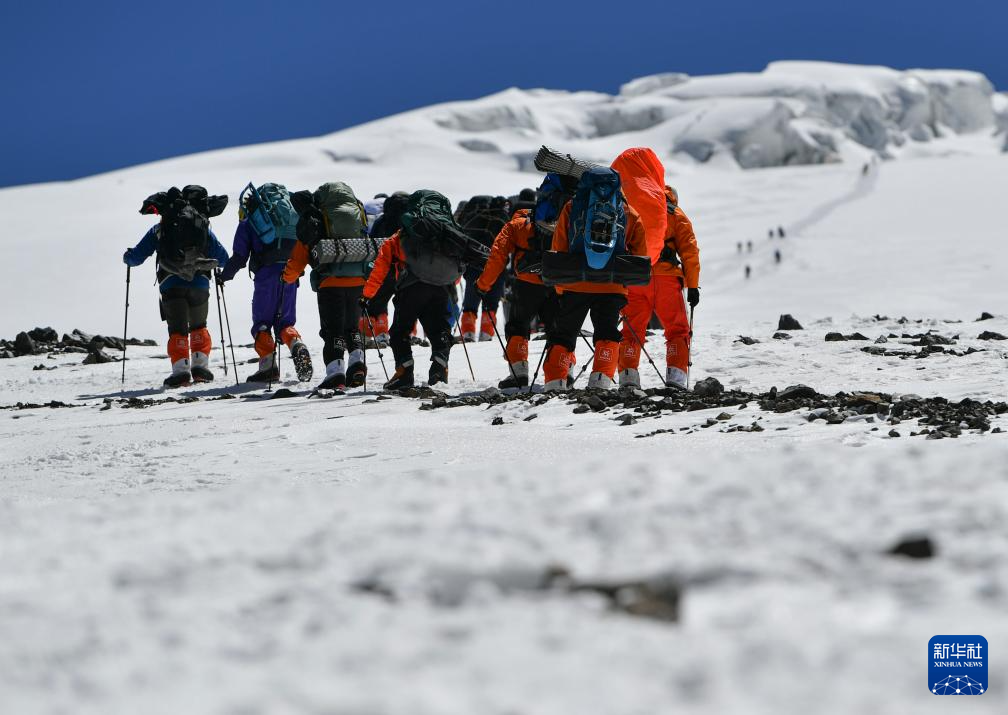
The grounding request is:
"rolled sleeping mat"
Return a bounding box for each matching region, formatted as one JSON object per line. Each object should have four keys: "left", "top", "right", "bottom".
{"left": 310, "top": 236, "right": 389, "bottom": 265}
{"left": 540, "top": 251, "right": 651, "bottom": 287}
{"left": 533, "top": 145, "right": 603, "bottom": 179}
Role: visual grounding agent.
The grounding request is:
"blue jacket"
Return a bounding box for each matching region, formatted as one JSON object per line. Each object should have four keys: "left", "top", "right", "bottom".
{"left": 125, "top": 224, "right": 229, "bottom": 292}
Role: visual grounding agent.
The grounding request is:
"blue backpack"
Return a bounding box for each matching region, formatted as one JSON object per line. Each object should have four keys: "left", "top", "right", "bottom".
{"left": 567, "top": 167, "right": 626, "bottom": 269}
{"left": 239, "top": 182, "right": 299, "bottom": 245}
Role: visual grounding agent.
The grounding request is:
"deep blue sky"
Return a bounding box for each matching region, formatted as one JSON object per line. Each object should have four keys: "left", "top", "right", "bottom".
{"left": 1, "top": 0, "right": 1002, "bottom": 187}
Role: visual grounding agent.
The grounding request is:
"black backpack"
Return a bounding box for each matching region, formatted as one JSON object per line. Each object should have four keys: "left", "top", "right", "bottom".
{"left": 140, "top": 185, "right": 227, "bottom": 281}
{"left": 457, "top": 195, "right": 510, "bottom": 248}
{"left": 370, "top": 191, "right": 410, "bottom": 238}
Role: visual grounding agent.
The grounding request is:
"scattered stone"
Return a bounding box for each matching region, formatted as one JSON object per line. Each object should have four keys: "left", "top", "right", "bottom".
{"left": 28, "top": 327, "right": 58, "bottom": 343}
{"left": 977, "top": 312, "right": 994, "bottom": 321}
{"left": 874, "top": 336, "right": 888, "bottom": 344}
{"left": 735, "top": 335, "right": 759, "bottom": 345}
{"left": 777, "top": 384, "right": 817, "bottom": 401}
{"left": 824, "top": 332, "right": 846, "bottom": 342}
{"left": 616, "top": 414, "right": 637, "bottom": 426}
{"left": 692, "top": 377, "right": 723, "bottom": 398}
{"left": 269, "top": 388, "right": 299, "bottom": 399}
{"left": 32, "top": 364, "right": 57, "bottom": 371}
{"left": 14, "top": 332, "right": 36, "bottom": 356}
{"left": 777, "top": 314, "right": 803, "bottom": 330}
{"left": 491, "top": 416, "right": 505, "bottom": 425}
{"left": 523, "top": 414, "right": 538, "bottom": 422}
{"left": 82, "top": 348, "right": 116, "bottom": 364}
{"left": 888, "top": 535, "right": 935, "bottom": 560}
{"left": 583, "top": 395, "right": 606, "bottom": 412}
{"left": 572, "top": 404, "right": 591, "bottom": 414}
{"left": 913, "top": 332, "right": 954, "bottom": 346}
{"left": 772, "top": 332, "right": 791, "bottom": 340}
{"left": 978, "top": 331, "right": 1006, "bottom": 341}
{"left": 848, "top": 332, "right": 869, "bottom": 341}
{"left": 715, "top": 412, "right": 733, "bottom": 421}
{"left": 888, "top": 429, "right": 900, "bottom": 438}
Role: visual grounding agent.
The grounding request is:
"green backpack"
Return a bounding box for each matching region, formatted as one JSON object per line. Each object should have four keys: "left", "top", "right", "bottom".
{"left": 315, "top": 182, "right": 367, "bottom": 239}
{"left": 308, "top": 182, "right": 369, "bottom": 285}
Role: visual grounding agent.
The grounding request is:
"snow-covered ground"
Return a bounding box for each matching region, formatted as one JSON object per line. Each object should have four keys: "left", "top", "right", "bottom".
{"left": 2, "top": 62, "right": 1008, "bottom": 713}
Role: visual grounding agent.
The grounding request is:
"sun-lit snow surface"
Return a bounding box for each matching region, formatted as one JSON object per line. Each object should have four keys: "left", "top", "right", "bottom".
{"left": 2, "top": 62, "right": 1008, "bottom": 714}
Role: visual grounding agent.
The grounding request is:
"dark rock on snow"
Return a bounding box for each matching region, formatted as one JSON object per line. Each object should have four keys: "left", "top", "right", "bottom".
{"left": 28, "top": 327, "right": 59, "bottom": 343}
{"left": 977, "top": 312, "right": 994, "bottom": 321}
{"left": 692, "top": 377, "right": 724, "bottom": 398}
{"left": 82, "top": 348, "right": 117, "bottom": 365}
{"left": 777, "top": 384, "right": 818, "bottom": 401}
{"left": 735, "top": 335, "right": 759, "bottom": 345}
{"left": 888, "top": 535, "right": 935, "bottom": 559}
{"left": 978, "top": 331, "right": 1006, "bottom": 341}
{"left": 772, "top": 332, "right": 791, "bottom": 340}
{"left": 14, "top": 332, "right": 36, "bottom": 356}
{"left": 825, "top": 332, "right": 847, "bottom": 342}
{"left": 777, "top": 314, "right": 803, "bottom": 330}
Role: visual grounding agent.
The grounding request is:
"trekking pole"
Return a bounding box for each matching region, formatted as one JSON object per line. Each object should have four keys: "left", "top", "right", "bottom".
{"left": 362, "top": 306, "right": 389, "bottom": 381}
{"left": 568, "top": 337, "right": 596, "bottom": 388}
{"left": 218, "top": 274, "right": 239, "bottom": 386}
{"left": 622, "top": 316, "right": 668, "bottom": 387}
{"left": 121, "top": 266, "right": 130, "bottom": 385}
{"left": 686, "top": 303, "right": 695, "bottom": 390}
{"left": 213, "top": 275, "right": 229, "bottom": 377}
{"left": 268, "top": 278, "right": 285, "bottom": 392}
{"left": 454, "top": 314, "right": 476, "bottom": 381}
{"left": 491, "top": 324, "right": 521, "bottom": 387}
{"left": 527, "top": 341, "right": 548, "bottom": 393}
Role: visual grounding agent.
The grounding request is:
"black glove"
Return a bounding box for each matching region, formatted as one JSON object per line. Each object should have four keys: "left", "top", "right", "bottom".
{"left": 687, "top": 287, "right": 700, "bottom": 307}
{"left": 358, "top": 296, "right": 370, "bottom": 310}
{"left": 215, "top": 270, "right": 227, "bottom": 287}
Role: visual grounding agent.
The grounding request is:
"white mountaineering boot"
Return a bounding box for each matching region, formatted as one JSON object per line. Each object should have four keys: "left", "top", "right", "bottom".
{"left": 666, "top": 366, "right": 688, "bottom": 389}
{"left": 247, "top": 353, "right": 279, "bottom": 383}
{"left": 318, "top": 358, "right": 347, "bottom": 391}
{"left": 163, "top": 357, "right": 192, "bottom": 388}
{"left": 543, "top": 378, "right": 568, "bottom": 392}
{"left": 346, "top": 349, "right": 367, "bottom": 387}
{"left": 498, "top": 360, "right": 529, "bottom": 389}
{"left": 587, "top": 371, "right": 615, "bottom": 390}
{"left": 190, "top": 350, "right": 213, "bottom": 383}
{"left": 618, "top": 368, "right": 641, "bottom": 388}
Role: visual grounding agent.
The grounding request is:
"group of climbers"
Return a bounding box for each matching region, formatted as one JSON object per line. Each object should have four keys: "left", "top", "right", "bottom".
{"left": 123, "top": 145, "right": 700, "bottom": 392}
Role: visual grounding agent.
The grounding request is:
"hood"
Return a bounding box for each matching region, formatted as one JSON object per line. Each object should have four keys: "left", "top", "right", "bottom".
{"left": 611, "top": 147, "right": 667, "bottom": 264}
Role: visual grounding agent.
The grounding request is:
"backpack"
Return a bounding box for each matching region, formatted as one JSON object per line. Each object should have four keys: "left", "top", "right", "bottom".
{"left": 515, "top": 173, "right": 574, "bottom": 274}
{"left": 240, "top": 182, "right": 299, "bottom": 245}
{"left": 540, "top": 169, "right": 650, "bottom": 287}
{"left": 399, "top": 190, "right": 472, "bottom": 286}
{"left": 568, "top": 167, "right": 626, "bottom": 269}
{"left": 140, "top": 185, "right": 228, "bottom": 282}
{"left": 295, "top": 182, "right": 370, "bottom": 282}
{"left": 316, "top": 182, "right": 367, "bottom": 240}
{"left": 370, "top": 191, "right": 410, "bottom": 238}
{"left": 457, "top": 195, "right": 509, "bottom": 248}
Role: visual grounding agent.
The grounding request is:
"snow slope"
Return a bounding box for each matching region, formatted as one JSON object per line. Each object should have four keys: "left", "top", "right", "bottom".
{"left": 1, "top": 62, "right": 1008, "bottom": 714}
